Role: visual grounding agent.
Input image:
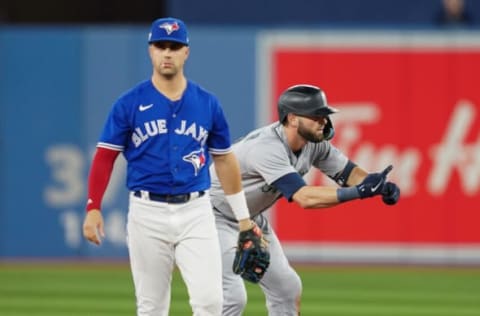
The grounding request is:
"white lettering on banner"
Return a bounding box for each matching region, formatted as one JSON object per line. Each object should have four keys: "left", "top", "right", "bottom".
{"left": 315, "top": 101, "right": 479, "bottom": 197}
{"left": 330, "top": 103, "right": 421, "bottom": 196}
{"left": 61, "top": 210, "right": 81, "bottom": 248}
{"left": 428, "top": 100, "right": 480, "bottom": 195}
{"left": 330, "top": 103, "right": 380, "bottom": 156}
{"left": 353, "top": 145, "right": 420, "bottom": 196}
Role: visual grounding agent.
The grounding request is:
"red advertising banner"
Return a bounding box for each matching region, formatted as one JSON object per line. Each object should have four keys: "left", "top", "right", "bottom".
{"left": 259, "top": 33, "right": 480, "bottom": 246}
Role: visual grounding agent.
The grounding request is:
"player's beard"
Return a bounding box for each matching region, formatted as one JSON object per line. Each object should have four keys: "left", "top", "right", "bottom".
{"left": 297, "top": 120, "right": 324, "bottom": 143}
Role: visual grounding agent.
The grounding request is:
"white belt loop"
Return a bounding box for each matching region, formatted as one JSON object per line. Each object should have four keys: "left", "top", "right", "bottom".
{"left": 190, "top": 191, "right": 199, "bottom": 200}
{"left": 140, "top": 190, "right": 149, "bottom": 200}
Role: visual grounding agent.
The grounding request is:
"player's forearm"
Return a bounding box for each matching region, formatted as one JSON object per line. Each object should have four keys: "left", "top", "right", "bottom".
{"left": 212, "top": 152, "right": 251, "bottom": 222}
{"left": 346, "top": 166, "right": 368, "bottom": 186}
{"left": 292, "top": 185, "right": 340, "bottom": 209}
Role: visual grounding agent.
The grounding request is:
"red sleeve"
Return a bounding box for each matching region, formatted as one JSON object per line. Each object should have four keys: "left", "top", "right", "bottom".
{"left": 86, "top": 147, "right": 121, "bottom": 212}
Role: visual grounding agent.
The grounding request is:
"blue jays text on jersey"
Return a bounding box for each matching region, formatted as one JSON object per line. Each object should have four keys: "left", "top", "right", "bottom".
{"left": 132, "top": 119, "right": 209, "bottom": 148}
{"left": 97, "top": 79, "right": 232, "bottom": 194}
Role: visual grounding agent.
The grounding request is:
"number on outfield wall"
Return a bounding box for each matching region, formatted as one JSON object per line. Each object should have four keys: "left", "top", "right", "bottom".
{"left": 44, "top": 144, "right": 84, "bottom": 207}
{"left": 61, "top": 210, "right": 82, "bottom": 248}
{"left": 59, "top": 209, "right": 127, "bottom": 249}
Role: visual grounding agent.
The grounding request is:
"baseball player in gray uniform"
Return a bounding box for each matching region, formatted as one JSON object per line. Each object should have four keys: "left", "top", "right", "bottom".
{"left": 209, "top": 84, "right": 400, "bottom": 315}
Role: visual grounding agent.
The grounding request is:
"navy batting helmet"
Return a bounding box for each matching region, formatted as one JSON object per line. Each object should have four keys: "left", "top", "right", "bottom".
{"left": 277, "top": 84, "right": 338, "bottom": 140}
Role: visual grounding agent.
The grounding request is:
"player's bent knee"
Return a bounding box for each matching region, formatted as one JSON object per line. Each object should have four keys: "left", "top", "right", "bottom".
{"left": 266, "top": 270, "right": 303, "bottom": 314}
{"left": 274, "top": 269, "right": 302, "bottom": 299}
{"left": 283, "top": 271, "right": 302, "bottom": 301}
{"left": 222, "top": 284, "right": 247, "bottom": 315}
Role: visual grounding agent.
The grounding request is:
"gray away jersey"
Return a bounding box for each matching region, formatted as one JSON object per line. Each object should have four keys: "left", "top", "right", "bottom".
{"left": 209, "top": 122, "right": 348, "bottom": 220}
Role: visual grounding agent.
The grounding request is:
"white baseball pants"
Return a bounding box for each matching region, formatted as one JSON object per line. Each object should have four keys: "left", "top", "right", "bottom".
{"left": 127, "top": 192, "right": 223, "bottom": 316}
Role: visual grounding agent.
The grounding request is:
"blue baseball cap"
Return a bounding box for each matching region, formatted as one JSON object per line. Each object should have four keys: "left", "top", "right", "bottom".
{"left": 148, "top": 17, "right": 189, "bottom": 46}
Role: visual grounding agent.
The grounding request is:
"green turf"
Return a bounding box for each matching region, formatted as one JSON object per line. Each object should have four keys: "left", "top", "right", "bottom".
{"left": 0, "top": 263, "right": 479, "bottom": 315}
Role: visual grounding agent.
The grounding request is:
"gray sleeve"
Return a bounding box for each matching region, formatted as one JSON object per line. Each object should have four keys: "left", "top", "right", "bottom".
{"left": 312, "top": 142, "right": 349, "bottom": 178}
{"left": 244, "top": 142, "right": 297, "bottom": 185}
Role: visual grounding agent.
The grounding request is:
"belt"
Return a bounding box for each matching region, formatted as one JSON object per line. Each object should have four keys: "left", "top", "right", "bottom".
{"left": 133, "top": 190, "right": 205, "bottom": 204}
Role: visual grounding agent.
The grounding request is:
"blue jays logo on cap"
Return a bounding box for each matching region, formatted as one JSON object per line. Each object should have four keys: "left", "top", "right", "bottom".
{"left": 148, "top": 17, "right": 189, "bottom": 46}
{"left": 160, "top": 21, "right": 180, "bottom": 35}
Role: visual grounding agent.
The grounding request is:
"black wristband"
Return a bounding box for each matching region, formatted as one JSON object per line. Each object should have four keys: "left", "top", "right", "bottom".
{"left": 332, "top": 160, "right": 357, "bottom": 187}
{"left": 337, "top": 186, "right": 360, "bottom": 202}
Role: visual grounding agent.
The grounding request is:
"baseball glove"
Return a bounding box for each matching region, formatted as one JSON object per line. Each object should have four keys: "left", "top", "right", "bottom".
{"left": 232, "top": 224, "right": 270, "bottom": 283}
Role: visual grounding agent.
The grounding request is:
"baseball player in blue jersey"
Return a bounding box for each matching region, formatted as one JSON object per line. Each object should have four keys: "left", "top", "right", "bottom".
{"left": 82, "top": 17, "right": 257, "bottom": 316}
{"left": 209, "top": 84, "right": 401, "bottom": 315}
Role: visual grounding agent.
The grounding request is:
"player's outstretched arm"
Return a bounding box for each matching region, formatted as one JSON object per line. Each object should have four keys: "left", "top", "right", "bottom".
{"left": 290, "top": 165, "right": 400, "bottom": 208}
{"left": 291, "top": 185, "right": 342, "bottom": 208}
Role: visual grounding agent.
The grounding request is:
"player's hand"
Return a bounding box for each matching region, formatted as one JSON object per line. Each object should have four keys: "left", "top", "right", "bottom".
{"left": 233, "top": 222, "right": 270, "bottom": 283}
{"left": 381, "top": 182, "right": 400, "bottom": 205}
{"left": 356, "top": 165, "right": 393, "bottom": 199}
{"left": 83, "top": 209, "right": 105, "bottom": 245}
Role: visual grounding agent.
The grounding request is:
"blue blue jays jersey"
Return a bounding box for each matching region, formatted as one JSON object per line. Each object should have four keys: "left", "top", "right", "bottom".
{"left": 97, "top": 79, "right": 232, "bottom": 194}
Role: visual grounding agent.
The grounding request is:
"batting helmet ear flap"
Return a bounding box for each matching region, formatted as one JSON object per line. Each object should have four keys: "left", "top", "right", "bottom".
{"left": 323, "top": 116, "right": 335, "bottom": 140}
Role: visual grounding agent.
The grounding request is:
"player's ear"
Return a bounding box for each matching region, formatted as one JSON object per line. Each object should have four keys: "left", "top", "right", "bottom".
{"left": 288, "top": 113, "right": 298, "bottom": 127}
{"left": 148, "top": 44, "right": 154, "bottom": 58}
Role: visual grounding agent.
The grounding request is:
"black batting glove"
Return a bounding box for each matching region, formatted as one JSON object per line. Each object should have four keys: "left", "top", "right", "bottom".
{"left": 356, "top": 165, "right": 393, "bottom": 199}
{"left": 381, "top": 181, "right": 400, "bottom": 205}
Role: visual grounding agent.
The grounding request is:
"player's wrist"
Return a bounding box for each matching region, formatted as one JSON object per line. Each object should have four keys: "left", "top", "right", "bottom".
{"left": 336, "top": 186, "right": 361, "bottom": 202}
{"left": 238, "top": 219, "right": 255, "bottom": 231}
{"left": 86, "top": 199, "right": 101, "bottom": 212}
{"left": 225, "top": 190, "right": 250, "bottom": 221}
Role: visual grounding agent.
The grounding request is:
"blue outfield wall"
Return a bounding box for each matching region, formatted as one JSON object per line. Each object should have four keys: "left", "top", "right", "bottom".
{"left": 0, "top": 25, "right": 256, "bottom": 258}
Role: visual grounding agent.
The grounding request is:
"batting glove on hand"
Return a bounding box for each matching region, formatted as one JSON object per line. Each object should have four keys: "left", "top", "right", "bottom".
{"left": 356, "top": 165, "right": 393, "bottom": 199}
{"left": 381, "top": 181, "right": 400, "bottom": 205}
{"left": 233, "top": 223, "right": 270, "bottom": 283}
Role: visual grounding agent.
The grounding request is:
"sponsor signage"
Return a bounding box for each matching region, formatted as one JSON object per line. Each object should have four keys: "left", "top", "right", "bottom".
{"left": 258, "top": 32, "right": 480, "bottom": 246}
